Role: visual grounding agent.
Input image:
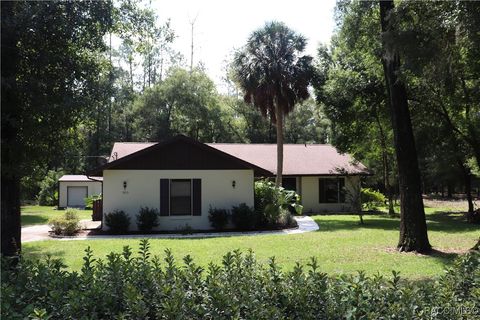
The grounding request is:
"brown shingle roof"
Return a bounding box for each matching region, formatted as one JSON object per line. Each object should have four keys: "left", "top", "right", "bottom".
{"left": 89, "top": 136, "right": 271, "bottom": 176}
{"left": 108, "top": 141, "right": 369, "bottom": 176}
{"left": 109, "top": 142, "right": 156, "bottom": 162}
{"left": 207, "top": 144, "right": 369, "bottom": 175}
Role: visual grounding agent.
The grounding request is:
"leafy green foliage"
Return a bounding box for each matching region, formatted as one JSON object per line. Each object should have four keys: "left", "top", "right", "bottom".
{"left": 361, "top": 188, "right": 387, "bottom": 211}
{"left": 84, "top": 194, "right": 102, "bottom": 210}
{"left": 48, "top": 209, "right": 81, "bottom": 236}
{"left": 233, "top": 21, "right": 314, "bottom": 123}
{"left": 233, "top": 21, "right": 315, "bottom": 186}
{"left": 135, "top": 207, "right": 159, "bottom": 232}
{"left": 231, "top": 203, "right": 256, "bottom": 230}
{"left": 1, "top": 0, "right": 113, "bottom": 255}
{"left": 208, "top": 207, "right": 230, "bottom": 230}
{"left": 2, "top": 241, "right": 479, "bottom": 319}
{"left": 2, "top": 1, "right": 113, "bottom": 177}
{"left": 255, "top": 180, "right": 302, "bottom": 228}
{"left": 284, "top": 98, "right": 332, "bottom": 144}
{"left": 314, "top": 3, "right": 397, "bottom": 203}
{"left": 36, "top": 170, "right": 63, "bottom": 206}
{"left": 319, "top": 0, "right": 480, "bottom": 210}
{"left": 105, "top": 210, "right": 130, "bottom": 234}
{"left": 132, "top": 67, "right": 236, "bottom": 142}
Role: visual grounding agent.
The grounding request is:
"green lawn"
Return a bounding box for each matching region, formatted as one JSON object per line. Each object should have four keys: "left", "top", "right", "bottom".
{"left": 23, "top": 208, "right": 479, "bottom": 279}
{"left": 21, "top": 205, "right": 92, "bottom": 226}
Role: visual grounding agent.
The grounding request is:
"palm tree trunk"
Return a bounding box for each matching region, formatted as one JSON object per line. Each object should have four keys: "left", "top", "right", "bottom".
{"left": 379, "top": 0, "right": 431, "bottom": 253}
{"left": 274, "top": 96, "right": 283, "bottom": 187}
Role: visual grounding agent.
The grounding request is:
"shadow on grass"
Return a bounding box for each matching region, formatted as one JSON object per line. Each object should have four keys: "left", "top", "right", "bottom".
{"left": 22, "top": 245, "right": 67, "bottom": 261}
{"left": 425, "top": 211, "right": 479, "bottom": 233}
{"left": 313, "top": 211, "right": 479, "bottom": 234}
{"left": 21, "top": 215, "right": 49, "bottom": 226}
{"left": 312, "top": 214, "right": 399, "bottom": 232}
{"left": 426, "top": 249, "right": 460, "bottom": 268}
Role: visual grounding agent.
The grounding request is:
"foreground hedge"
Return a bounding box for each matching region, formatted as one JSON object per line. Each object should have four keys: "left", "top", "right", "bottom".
{"left": 2, "top": 240, "right": 479, "bottom": 320}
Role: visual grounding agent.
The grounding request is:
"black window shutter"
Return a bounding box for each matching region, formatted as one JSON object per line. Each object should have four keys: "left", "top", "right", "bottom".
{"left": 160, "top": 179, "right": 170, "bottom": 216}
{"left": 319, "top": 179, "right": 326, "bottom": 203}
{"left": 192, "top": 179, "right": 201, "bottom": 216}
{"left": 339, "top": 178, "right": 346, "bottom": 203}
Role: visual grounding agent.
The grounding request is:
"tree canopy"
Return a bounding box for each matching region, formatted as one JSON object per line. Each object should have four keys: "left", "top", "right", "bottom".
{"left": 233, "top": 21, "right": 315, "bottom": 185}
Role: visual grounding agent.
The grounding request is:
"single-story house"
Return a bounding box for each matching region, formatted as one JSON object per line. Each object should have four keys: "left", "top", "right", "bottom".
{"left": 88, "top": 135, "right": 370, "bottom": 231}
{"left": 58, "top": 175, "right": 102, "bottom": 209}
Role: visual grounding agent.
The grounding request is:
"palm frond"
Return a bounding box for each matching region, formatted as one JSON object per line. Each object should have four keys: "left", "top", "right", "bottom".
{"left": 232, "top": 21, "right": 314, "bottom": 122}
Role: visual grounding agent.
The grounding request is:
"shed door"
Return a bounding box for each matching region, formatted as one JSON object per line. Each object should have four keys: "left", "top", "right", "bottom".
{"left": 67, "top": 186, "right": 88, "bottom": 207}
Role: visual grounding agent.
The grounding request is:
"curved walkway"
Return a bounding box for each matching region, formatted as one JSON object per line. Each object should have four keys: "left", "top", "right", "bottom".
{"left": 22, "top": 216, "right": 319, "bottom": 242}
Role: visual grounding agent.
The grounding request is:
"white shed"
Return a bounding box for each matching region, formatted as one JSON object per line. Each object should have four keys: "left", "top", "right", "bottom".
{"left": 58, "top": 175, "right": 102, "bottom": 209}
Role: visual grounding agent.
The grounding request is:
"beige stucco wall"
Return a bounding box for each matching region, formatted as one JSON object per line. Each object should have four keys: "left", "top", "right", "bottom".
{"left": 300, "top": 175, "right": 361, "bottom": 214}
{"left": 102, "top": 169, "right": 254, "bottom": 231}
{"left": 58, "top": 181, "right": 102, "bottom": 208}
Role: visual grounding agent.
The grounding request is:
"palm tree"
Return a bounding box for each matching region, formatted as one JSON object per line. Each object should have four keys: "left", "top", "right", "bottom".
{"left": 233, "top": 21, "right": 314, "bottom": 186}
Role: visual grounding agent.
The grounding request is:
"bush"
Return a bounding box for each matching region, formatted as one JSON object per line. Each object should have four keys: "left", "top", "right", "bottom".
{"left": 1, "top": 240, "right": 478, "bottom": 320}
{"left": 208, "top": 207, "right": 230, "bottom": 230}
{"left": 84, "top": 194, "right": 102, "bottom": 210}
{"left": 136, "top": 207, "right": 159, "bottom": 232}
{"left": 105, "top": 210, "right": 130, "bottom": 234}
{"left": 48, "top": 209, "right": 80, "bottom": 236}
{"left": 361, "top": 188, "right": 386, "bottom": 211}
{"left": 254, "top": 179, "right": 302, "bottom": 227}
{"left": 231, "top": 203, "right": 256, "bottom": 230}
{"left": 64, "top": 208, "right": 79, "bottom": 221}
{"left": 277, "top": 210, "right": 298, "bottom": 228}
{"left": 37, "top": 169, "right": 63, "bottom": 206}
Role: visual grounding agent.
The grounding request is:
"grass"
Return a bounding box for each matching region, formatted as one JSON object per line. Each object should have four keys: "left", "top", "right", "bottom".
{"left": 21, "top": 205, "right": 92, "bottom": 226}
{"left": 22, "top": 204, "right": 479, "bottom": 279}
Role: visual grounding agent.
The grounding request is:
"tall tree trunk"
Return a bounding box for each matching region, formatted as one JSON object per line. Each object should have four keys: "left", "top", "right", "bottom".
{"left": 108, "top": 32, "right": 113, "bottom": 140}
{"left": 465, "top": 174, "right": 474, "bottom": 218}
{"left": 1, "top": 1, "right": 22, "bottom": 257}
{"left": 1, "top": 176, "right": 21, "bottom": 257}
{"left": 159, "top": 44, "right": 165, "bottom": 82}
{"left": 472, "top": 142, "right": 480, "bottom": 173}
{"left": 274, "top": 97, "right": 283, "bottom": 187}
{"left": 129, "top": 58, "right": 134, "bottom": 90}
{"left": 147, "top": 51, "right": 151, "bottom": 88}
{"left": 384, "top": 150, "right": 395, "bottom": 216}
{"left": 471, "top": 238, "right": 480, "bottom": 251}
{"left": 447, "top": 183, "right": 453, "bottom": 198}
{"left": 374, "top": 106, "right": 395, "bottom": 216}
{"left": 457, "top": 159, "right": 475, "bottom": 220}
{"left": 379, "top": 0, "right": 431, "bottom": 253}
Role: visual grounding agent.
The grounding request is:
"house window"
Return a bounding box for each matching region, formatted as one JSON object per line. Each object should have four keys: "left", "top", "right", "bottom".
{"left": 319, "top": 178, "right": 345, "bottom": 203}
{"left": 170, "top": 179, "right": 192, "bottom": 215}
{"left": 282, "top": 177, "right": 297, "bottom": 192}
{"left": 160, "top": 178, "right": 202, "bottom": 216}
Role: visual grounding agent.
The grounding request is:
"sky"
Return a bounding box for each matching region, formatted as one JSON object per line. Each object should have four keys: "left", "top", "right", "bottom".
{"left": 152, "top": 0, "right": 337, "bottom": 91}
